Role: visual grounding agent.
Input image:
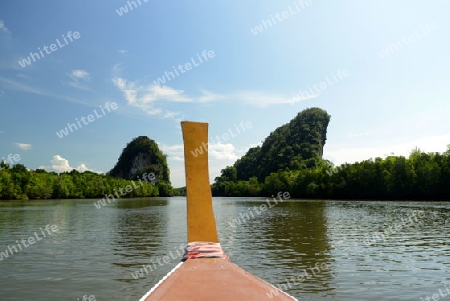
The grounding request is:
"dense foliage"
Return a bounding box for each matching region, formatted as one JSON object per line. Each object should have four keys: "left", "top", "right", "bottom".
{"left": 211, "top": 107, "right": 448, "bottom": 200}
{"left": 0, "top": 136, "right": 176, "bottom": 200}
{"left": 0, "top": 164, "right": 165, "bottom": 200}
{"left": 173, "top": 186, "right": 186, "bottom": 196}
{"left": 230, "top": 107, "right": 330, "bottom": 182}
{"left": 212, "top": 147, "right": 450, "bottom": 200}
{"left": 109, "top": 136, "right": 171, "bottom": 183}
{"left": 108, "top": 136, "right": 173, "bottom": 196}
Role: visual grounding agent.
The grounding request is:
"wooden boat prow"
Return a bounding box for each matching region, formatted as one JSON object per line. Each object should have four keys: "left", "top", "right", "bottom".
{"left": 140, "top": 258, "right": 297, "bottom": 300}
{"left": 140, "top": 121, "right": 298, "bottom": 301}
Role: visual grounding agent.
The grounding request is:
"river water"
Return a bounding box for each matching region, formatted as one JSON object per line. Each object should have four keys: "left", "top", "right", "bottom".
{"left": 0, "top": 197, "right": 448, "bottom": 301}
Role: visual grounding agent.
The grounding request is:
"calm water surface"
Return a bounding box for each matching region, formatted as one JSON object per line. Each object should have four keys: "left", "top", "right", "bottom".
{"left": 0, "top": 197, "right": 449, "bottom": 300}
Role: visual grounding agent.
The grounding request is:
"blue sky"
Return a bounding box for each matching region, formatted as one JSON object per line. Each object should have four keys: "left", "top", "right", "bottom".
{"left": 0, "top": 0, "right": 449, "bottom": 187}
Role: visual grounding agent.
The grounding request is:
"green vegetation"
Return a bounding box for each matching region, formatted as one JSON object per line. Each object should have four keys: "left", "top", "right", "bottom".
{"left": 173, "top": 186, "right": 186, "bottom": 196}
{"left": 233, "top": 107, "right": 331, "bottom": 182}
{"left": 109, "top": 136, "right": 173, "bottom": 196}
{"left": 0, "top": 165, "right": 160, "bottom": 200}
{"left": 109, "top": 136, "right": 171, "bottom": 182}
{"left": 212, "top": 148, "right": 450, "bottom": 200}
{"left": 0, "top": 136, "right": 174, "bottom": 200}
{"left": 212, "top": 107, "right": 330, "bottom": 196}
{"left": 212, "top": 107, "right": 450, "bottom": 200}
{"left": 2, "top": 111, "right": 448, "bottom": 201}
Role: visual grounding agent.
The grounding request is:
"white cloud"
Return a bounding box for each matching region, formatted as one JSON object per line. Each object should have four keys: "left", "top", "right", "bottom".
{"left": 16, "top": 74, "right": 31, "bottom": 81}
{"left": 160, "top": 143, "right": 241, "bottom": 187}
{"left": 51, "top": 155, "right": 72, "bottom": 172}
{"left": 0, "top": 20, "right": 11, "bottom": 34}
{"left": 64, "top": 70, "right": 91, "bottom": 91}
{"left": 151, "top": 85, "right": 192, "bottom": 102}
{"left": 71, "top": 70, "right": 90, "bottom": 79}
{"left": 174, "top": 114, "right": 188, "bottom": 123}
{"left": 156, "top": 144, "right": 185, "bottom": 187}
{"left": 209, "top": 143, "right": 240, "bottom": 161}
{"left": 39, "top": 155, "right": 98, "bottom": 173}
{"left": 163, "top": 111, "right": 181, "bottom": 119}
{"left": 197, "top": 90, "right": 226, "bottom": 103}
{"left": 118, "top": 50, "right": 128, "bottom": 54}
{"left": 159, "top": 142, "right": 242, "bottom": 162}
{"left": 112, "top": 77, "right": 191, "bottom": 117}
{"left": 75, "top": 163, "right": 90, "bottom": 172}
{"left": 0, "top": 77, "right": 91, "bottom": 106}
{"left": 113, "top": 77, "right": 192, "bottom": 104}
{"left": 205, "top": 144, "right": 247, "bottom": 185}
{"left": 67, "top": 82, "right": 91, "bottom": 91}
{"left": 173, "top": 89, "right": 318, "bottom": 106}
{"left": 0, "top": 76, "right": 50, "bottom": 97}
{"left": 159, "top": 143, "right": 184, "bottom": 161}
{"left": 167, "top": 88, "right": 318, "bottom": 106}
{"left": 15, "top": 143, "right": 32, "bottom": 151}
{"left": 111, "top": 63, "right": 123, "bottom": 78}
{"left": 160, "top": 141, "right": 252, "bottom": 187}
{"left": 112, "top": 77, "right": 314, "bottom": 119}
{"left": 231, "top": 90, "right": 318, "bottom": 107}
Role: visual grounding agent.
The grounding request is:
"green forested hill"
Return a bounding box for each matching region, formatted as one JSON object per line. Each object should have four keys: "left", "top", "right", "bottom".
{"left": 233, "top": 107, "right": 331, "bottom": 182}
{"left": 211, "top": 108, "right": 450, "bottom": 200}
{"left": 109, "top": 136, "right": 173, "bottom": 196}
{"left": 212, "top": 107, "right": 331, "bottom": 195}
{"left": 109, "top": 136, "right": 170, "bottom": 181}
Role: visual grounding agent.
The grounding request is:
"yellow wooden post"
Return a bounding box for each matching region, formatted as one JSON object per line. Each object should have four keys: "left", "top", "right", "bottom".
{"left": 181, "top": 121, "right": 219, "bottom": 243}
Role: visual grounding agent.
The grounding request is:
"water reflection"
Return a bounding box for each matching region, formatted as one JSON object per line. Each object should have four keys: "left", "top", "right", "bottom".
{"left": 217, "top": 198, "right": 333, "bottom": 298}
{"left": 0, "top": 199, "right": 448, "bottom": 301}
{"left": 111, "top": 198, "right": 169, "bottom": 269}
{"left": 325, "top": 201, "right": 450, "bottom": 301}
{"left": 110, "top": 197, "right": 187, "bottom": 299}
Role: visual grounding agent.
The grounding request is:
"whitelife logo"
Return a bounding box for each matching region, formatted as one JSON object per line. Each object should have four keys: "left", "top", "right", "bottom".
{"left": 93, "top": 172, "right": 157, "bottom": 209}
{"left": 288, "top": 69, "right": 350, "bottom": 105}
{"left": 130, "top": 243, "right": 186, "bottom": 279}
{"left": 56, "top": 102, "right": 118, "bottom": 139}
{"left": 0, "top": 224, "right": 58, "bottom": 261}
{"left": 228, "top": 192, "right": 290, "bottom": 228}
{"left": 0, "top": 153, "right": 21, "bottom": 170}
{"left": 190, "top": 121, "right": 252, "bottom": 157}
{"left": 376, "top": 22, "right": 439, "bottom": 59}
{"left": 152, "top": 50, "right": 215, "bottom": 87}
{"left": 76, "top": 295, "right": 96, "bottom": 301}
{"left": 18, "top": 31, "right": 81, "bottom": 68}
{"left": 115, "top": 0, "right": 149, "bottom": 16}
{"left": 266, "top": 262, "right": 329, "bottom": 299}
{"left": 250, "top": 0, "right": 313, "bottom": 35}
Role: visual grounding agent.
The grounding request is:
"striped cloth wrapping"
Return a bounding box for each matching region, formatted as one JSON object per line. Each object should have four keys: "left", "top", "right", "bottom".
{"left": 182, "top": 242, "right": 228, "bottom": 261}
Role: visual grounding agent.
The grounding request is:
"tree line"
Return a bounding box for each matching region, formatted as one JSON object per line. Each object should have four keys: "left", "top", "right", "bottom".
{"left": 212, "top": 147, "right": 450, "bottom": 200}
{"left": 0, "top": 163, "right": 173, "bottom": 200}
